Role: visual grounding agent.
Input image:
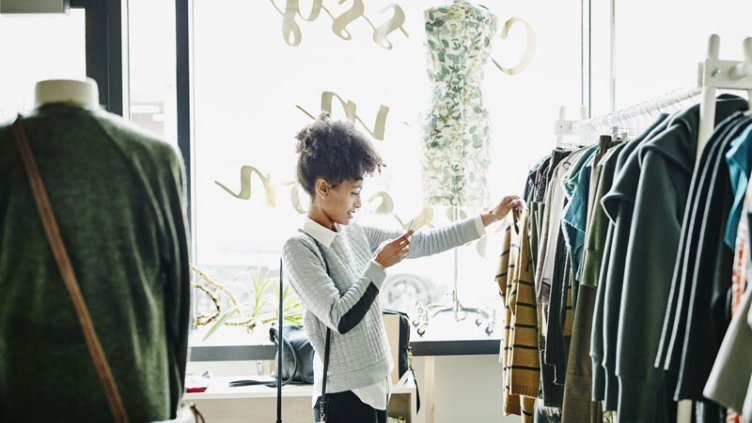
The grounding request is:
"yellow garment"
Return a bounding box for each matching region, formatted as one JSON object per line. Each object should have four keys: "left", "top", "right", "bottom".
{"left": 496, "top": 209, "right": 540, "bottom": 420}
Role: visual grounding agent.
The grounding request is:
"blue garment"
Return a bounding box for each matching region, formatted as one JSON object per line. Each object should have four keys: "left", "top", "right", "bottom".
{"left": 724, "top": 123, "right": 752, "bottom": 249}
{"left": 561, "top": 145, "right": 599, "bottom": 310}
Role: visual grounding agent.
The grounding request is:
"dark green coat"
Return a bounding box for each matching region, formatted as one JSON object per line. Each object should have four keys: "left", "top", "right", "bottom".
{"left": 596, "top": 114, "right": 670, "bottom": 409}
{"left": 0, "top": 105, "right": 190, "bottom": 422}
{"left": 614, "top": 95, "right": 746, "bottom": 422}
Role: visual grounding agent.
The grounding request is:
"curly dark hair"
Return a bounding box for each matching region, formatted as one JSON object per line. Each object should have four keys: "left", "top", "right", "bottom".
{"left": 295, "top": 112, "right": 384, "bottom": 196}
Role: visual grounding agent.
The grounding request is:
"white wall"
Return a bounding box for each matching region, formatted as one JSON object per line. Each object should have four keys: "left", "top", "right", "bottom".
{"left": 412, "top": 355, "right": 519, "bottom": 423}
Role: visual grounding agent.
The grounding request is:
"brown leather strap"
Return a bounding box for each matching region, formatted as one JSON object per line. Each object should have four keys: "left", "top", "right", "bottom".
{"left": 11, "top": 116, "right": 129, "bottom": 423}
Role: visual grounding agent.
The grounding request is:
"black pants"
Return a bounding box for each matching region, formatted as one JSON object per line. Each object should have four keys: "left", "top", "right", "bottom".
{"left": 313, "top": 391, "right": 387, "bottom": 423}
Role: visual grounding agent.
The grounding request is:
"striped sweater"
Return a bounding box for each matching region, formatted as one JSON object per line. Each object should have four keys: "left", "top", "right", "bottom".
{"left": 497, "top": 209, "right": 539, "bottom": 421}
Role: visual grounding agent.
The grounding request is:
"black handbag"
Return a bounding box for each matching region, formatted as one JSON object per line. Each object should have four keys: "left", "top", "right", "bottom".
{"left": 268, "top": 324, "right": 315, "bottom": 385}
{"left": 382, "top": 309, "right": 412, "bottom": 379}
{"left": 228, "top": 325, "right": 315, "bottom": 387}
{"left": 382, "top": 308, "right": 420, "bottom": 412}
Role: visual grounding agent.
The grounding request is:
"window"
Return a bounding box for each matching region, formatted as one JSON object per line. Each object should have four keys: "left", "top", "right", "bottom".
{"left": 188, "top": 0, "right": 582, "bottom": 342}
{"left": 590, "top": 0, "right": 752, "bottom": 116}
{"left": 127, "top": 0, "right": 178, "bottom": 144}
{"left": 0, "top": 10, "right": 86, "bottom": 121}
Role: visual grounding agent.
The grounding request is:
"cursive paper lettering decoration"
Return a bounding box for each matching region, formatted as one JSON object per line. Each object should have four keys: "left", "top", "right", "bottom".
{"left": 297, "top": 90, "right": 390, "bottom": 141}
{"left": 214, "top": 165, "right": 276, "bottom": 206}
{"left": 491, "top": 17, "right": 536, "bottom": 76}
{"left": 269, "top": 0, "right": 408, "bottom": 48}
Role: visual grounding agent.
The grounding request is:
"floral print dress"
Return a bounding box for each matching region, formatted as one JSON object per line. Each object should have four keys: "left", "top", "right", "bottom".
{"left": 422, "top": 0, "right": 497, "bottom": 207}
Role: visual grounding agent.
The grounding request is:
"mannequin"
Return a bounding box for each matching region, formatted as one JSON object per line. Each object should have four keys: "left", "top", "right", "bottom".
{"left": 0, "top": 77, "right": 190, "bottom": 421}
{"left": 34, "top": 78, "right": 99, "bottom": 109}
{"left": 421, "top": 0, "right": 497, "bottom": 207}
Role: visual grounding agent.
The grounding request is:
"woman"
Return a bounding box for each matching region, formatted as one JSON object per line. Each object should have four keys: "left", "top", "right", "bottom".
{"left": 283, "top": 113, "right": 523, "bottom": 423}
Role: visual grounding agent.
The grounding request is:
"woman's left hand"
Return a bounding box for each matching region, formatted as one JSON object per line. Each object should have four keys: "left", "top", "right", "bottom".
{"left": 482, "top": 195, "right": 525, "bottom": 226}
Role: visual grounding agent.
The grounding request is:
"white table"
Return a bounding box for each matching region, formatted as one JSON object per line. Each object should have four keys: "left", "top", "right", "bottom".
{"left": 185, "top": 375, "right": 417, "bottom": 423}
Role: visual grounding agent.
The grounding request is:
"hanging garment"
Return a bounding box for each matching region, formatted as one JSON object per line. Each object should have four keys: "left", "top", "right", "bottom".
{"left": 534, "top": 398, "right": 562, "bottom": 423}
{"left": 582, "top": 136, "right": 617, "bottom": 248}
{"left": 537, "top": 147, "right": 591, "bottom": 306}
{"left": 529, "top": 157, "right": 552, "bottom": 270}
{"left": 590, "top": 220, "right": 612, "bottom": 403}
{"left": 589, "top": 136, "right": 659, "bottom": 405}
{"left": 732, "top": 179, "right": 752, "bottom": 314}
{"left": 542, "top": 150, "right": 594, "bottom": 399}
{"left": 560, "top": 141, "right": 622, "bottom": 423}
{"left": 526, "top": 156, "right": 551, "bottom": 205}
{"left": 703, "top": 288, "right": 752, "bottom": 419}
{"left": 422, "top": 0, "right": 497, "bottom": 207}
{"left": 581, "top": 142, "right": 626, "bottom": 292}
{"left": 724, "top": 124, "right": 752, "bottom": 249}
{"left": 560, "top": 146, "right": 599, "bottom": 311}
{"left": 686, "top": 115, "right": 750, "bottom": 422}
{"left": 496, "top": 209, "right": 537, "bottom": 420}
{"left": 583, "top": 142, "right": 627, "bottom": 405}
{"left": 726, "top": 172, "right": 752, "bottom": 423}
{"left": 654, "top": 112, "right": 748, "bottom": 372}
{"left": 597, "top": 113, "right": 672, "bottom": 410}
{"left": 560, "top": 283, "right": 602, "bottom": 423}
{"left": 535, "top": 149, "right": 572, "bottom": 409}
{"left": 0, "top": 105, "right": 190, "bottom": 422}
{"left": 545, "top": 252, "right": 573, "bottom": 388}
{"left": 615, "top": 96, "right": 747, "bottom": 423}
{"left": 674, "top": 116, "right": 751, "bottom": 401}
{"left": 535, "top": 149, "right": 573, "bottom": 302}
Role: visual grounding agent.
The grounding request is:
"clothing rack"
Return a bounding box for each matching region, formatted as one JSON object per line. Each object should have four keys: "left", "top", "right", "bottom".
{"left": 697, "top": 34, "right": 752, "bottom": 157}
{"left": 554, "top": 87, "right": 701, "bottom": 144}
{"left": 553, "top": 105, "right": 588, "bottom": 146}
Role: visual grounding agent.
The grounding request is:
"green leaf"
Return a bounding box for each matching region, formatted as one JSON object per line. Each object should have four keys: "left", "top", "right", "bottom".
{"left": 202, "top": 304, "right": 241, "bottom": 341}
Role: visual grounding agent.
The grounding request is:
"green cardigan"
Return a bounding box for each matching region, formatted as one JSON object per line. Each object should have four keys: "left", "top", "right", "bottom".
{"left": 0, "top": 105, "right": 190, "bottom": 422}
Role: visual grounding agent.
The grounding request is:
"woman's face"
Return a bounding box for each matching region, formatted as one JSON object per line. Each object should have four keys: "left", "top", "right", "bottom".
{"left": 322, "top": 179, "right": 363, "bottom": 227}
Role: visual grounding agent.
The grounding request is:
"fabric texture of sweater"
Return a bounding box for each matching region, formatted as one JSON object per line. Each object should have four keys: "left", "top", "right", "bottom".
{"left": 496, "top": 210, "right": 537, "bottom": 421}
{"left": 0, "top": 105, "right": 190, "bottom": 422}
{"left": 283, "top": 216, "right": 482, "bottom": 397}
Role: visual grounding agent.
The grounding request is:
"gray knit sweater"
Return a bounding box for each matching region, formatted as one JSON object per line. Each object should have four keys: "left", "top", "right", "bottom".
{"left": 282, "top": 216, "right": 483, "bottom": 395}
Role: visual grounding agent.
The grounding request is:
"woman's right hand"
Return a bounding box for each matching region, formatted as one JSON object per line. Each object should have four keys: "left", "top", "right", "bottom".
{"left": 374, "top": 231, "right": 413, "bottom": 269}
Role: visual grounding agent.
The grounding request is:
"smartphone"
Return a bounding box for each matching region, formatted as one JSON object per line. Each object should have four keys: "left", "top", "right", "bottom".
{"left": 406, "top": 218, "right": 416, "bottom": 232}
